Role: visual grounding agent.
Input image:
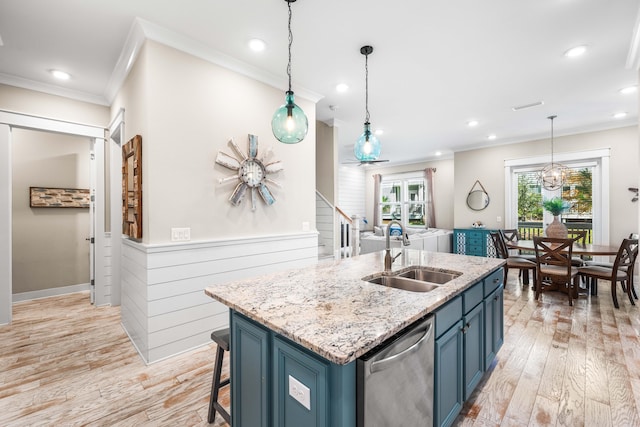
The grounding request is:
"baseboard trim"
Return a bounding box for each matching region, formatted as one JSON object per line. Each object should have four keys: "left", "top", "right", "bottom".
{"left": 13, "top": 283, "right": 91, "bottom": 303}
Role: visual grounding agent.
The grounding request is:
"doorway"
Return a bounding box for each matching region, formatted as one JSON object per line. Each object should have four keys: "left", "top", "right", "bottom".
{"left": 0, "top": 110, "right": 108, "bottom": 325}
{"left": 11, "top": 128, "right": 93, "bottom": 302}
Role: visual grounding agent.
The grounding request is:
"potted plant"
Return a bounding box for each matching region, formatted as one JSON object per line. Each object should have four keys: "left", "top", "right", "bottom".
{"left": 542, "top": 197, "right": 570, "bottom": 238}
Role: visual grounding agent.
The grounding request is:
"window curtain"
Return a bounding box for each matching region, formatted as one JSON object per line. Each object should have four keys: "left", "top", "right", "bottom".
{"left": 424, "top": 168, "right": 436, "bottom": 228}
{"left": 373, "top": 174, "right": 382, "bottom": 226}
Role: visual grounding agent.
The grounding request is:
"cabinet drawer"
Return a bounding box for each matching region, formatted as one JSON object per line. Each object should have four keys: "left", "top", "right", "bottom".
{"left": 467, "top": 231, "right": 483, "bottom": 239}
{"left": 466, "top": 245, "right": 484, "bottom": 256}
{"left": 435, "top": 296, "right": 462, "bottom": 338}
{"left": 483, "top": 268, "right": 503, "bottom": 297}
{"left": 463, "top": 281, "right": 483, "bottom": 314}
{"left": 466, "top": 237, "right": 484, "bottom": 246}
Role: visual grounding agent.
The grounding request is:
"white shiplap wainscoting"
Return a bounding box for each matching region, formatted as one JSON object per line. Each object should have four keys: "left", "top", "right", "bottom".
{"left": 338, "top": 166, "right": 366, "bottom": 221}
{"left": 121, "top": 232, "right": 319, "bottom": 364}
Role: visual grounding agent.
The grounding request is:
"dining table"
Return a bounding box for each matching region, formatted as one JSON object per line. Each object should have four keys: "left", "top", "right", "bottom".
{"left": 505, "top": 239, "right": 620, "bottom": 296}
{"left": 505, "top": 240, "right": 619, "bottom": 256}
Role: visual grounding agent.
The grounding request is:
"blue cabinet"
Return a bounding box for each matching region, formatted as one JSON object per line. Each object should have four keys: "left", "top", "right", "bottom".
{"left": 230, "top": 311, "right": 355, "bottom": 427}
{"left": 231, "top": 313, "right": 270, "bottom": 427}
{"left": 434, "top": 268, "right": 504, "bottom": 427}
{"left": 453, "top": 228, "right": 497, "bottom": 257}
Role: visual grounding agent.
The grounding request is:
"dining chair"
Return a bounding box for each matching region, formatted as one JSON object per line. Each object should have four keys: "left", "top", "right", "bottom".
{"left": 577, "top": 238, "right": 639, "bottom": 308}
{"left": 584, "top": 232, "right": 639, "bottom": 298}
{"left": 533, "top": 237, "right": 580, "bottom": 306}
{"left": 490, "top": 231, "right": 536, "bottom": 287}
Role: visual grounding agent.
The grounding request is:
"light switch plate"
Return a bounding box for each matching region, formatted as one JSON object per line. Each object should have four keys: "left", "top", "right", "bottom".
{"left": 288, "top": 375, "right": 311, "bottom": 410}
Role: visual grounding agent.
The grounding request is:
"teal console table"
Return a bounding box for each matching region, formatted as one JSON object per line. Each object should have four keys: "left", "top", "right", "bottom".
{"left": 453, "top": 228, "right": 497, "bottom": 257}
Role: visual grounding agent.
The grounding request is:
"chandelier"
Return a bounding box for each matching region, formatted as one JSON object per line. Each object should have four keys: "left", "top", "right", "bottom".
{"left": 539, "top": 115, "right": 566, "bottom": 191}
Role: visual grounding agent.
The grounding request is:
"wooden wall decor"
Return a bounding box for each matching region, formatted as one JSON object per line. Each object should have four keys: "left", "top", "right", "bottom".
{"left": 29, "top": 187, "right": 90, "bottom": 208}
{"left": 122, "top": 135, "right": 142, "bottom": 240}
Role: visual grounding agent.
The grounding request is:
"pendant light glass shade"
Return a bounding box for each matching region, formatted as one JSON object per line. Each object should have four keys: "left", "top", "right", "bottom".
{"left": 354, "top": 45, "right": 382, "bottom": 162}
{"left": 354, "top": 122, "right": 381, "bottom": 161}
{"left": 272, "top": 0, "right": 308, "bottom": 144}
{"left": 539, "top": 115, "right": 566, "bottom": 191}
{"left": 272, "top": 91, "right": 308, "bottom": 144}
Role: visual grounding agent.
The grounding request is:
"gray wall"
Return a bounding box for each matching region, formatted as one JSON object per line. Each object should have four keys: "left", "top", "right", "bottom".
{"left": 454, "top": 126, "right": 638, "bottom": 244}
{"left": 11, "top": 129, "right": 91, "bottom": 293}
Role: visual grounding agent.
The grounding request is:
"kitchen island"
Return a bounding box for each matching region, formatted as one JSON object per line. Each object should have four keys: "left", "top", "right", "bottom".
{"left": 205, "top": 249, "right": 505, "bottom": 427}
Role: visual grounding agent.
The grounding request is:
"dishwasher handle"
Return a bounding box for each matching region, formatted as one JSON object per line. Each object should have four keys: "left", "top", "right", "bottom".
{"left": 370, "top": 322, "right": 432, "bottom": 374}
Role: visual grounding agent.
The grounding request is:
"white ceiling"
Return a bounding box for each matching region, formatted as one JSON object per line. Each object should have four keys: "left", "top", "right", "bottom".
{"left": 1, "top": 0, "right": 639, "bottom": 165}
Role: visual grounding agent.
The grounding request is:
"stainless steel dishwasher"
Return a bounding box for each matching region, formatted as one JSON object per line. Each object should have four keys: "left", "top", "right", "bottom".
{"left": 356, "top": 315, "right": 434, "bottom": 427}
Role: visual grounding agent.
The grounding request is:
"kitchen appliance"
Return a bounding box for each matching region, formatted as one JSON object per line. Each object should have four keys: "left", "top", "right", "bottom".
{"left": 357, "top": 315, "right": 434, "bottom": 427}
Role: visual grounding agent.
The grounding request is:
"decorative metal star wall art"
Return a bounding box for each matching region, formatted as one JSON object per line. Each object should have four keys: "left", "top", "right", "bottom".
{"left": 215, "top": 134, "right": 284, "bottom": 210}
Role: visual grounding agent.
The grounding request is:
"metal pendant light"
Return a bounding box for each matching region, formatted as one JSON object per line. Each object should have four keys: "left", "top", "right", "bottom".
{"left": 539, "top": 115, "right": 566, "bottom": 191}
{"left": 354, "top": 45, "right": 382, "bottom": 162}
{"left": 271, "top": 0, "right": 308, "bottom": 144}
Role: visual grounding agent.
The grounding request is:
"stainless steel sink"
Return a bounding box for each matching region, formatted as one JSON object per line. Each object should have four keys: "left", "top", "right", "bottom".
{"left": 367, "top": 275, "right": 442, "bottom": 293}
{"left": 396, "top": 267, "right": 461, "bottom": 284}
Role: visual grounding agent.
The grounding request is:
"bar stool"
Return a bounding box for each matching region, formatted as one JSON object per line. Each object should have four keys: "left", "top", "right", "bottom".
{"left": 208, "top": 328, "right": 231, "bottom": 425}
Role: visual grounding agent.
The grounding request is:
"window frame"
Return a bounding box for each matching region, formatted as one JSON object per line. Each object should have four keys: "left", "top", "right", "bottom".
{"left": 379, "top": 172, "right": 428, "bottom": 229}
{"left": 504, "top": 149, "right": 609, "bottom": 245}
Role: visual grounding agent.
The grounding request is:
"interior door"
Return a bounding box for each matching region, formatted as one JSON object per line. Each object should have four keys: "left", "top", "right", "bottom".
{"left": 89, "top": 140, "right": 96, "bottom": 304}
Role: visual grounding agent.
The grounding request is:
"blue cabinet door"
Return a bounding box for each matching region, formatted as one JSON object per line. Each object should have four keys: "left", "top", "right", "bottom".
{"left": 434, "top": 320, "right": 463, "bottom": 427}
{"left": 273, "top": 336, "right": 329, "bottom": 427}
{"left": 231, "top": 313, "right": 270, "bottom": 427}
{"left": 463, "top": 302, "right": 484, "bottom": 400}
{"left": 484, "top": 285, "right": 504, "bottom": 369}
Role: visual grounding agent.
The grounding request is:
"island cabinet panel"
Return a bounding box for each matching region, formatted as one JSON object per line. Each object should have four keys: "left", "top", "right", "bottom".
{"left": 273, "top": 336, "right": 328, "bottom": 426}
{"left": 463, "top": 302, "right": 484, "bottom": 400}
{"left": 231, "top": 313, "right": 270, "bottom": 427}
{"left": 434, "top": 268, "right": 504, "bottom": 427}
{"left": 230, "top": 311, "right": 355, "bottom": 427}
{"left": 484, "top": 285, "right": 504, "bottom": 368}
{"left": 434, "top": 318, "right": 464, "bottom": 427}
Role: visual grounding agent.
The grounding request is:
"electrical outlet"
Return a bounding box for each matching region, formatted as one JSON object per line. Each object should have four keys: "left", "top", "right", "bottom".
{"left": 288, "top": 375, "right": 311, "bottom": 410}
{"left": 171, "top": 227, "right": 191, "bottom": 242}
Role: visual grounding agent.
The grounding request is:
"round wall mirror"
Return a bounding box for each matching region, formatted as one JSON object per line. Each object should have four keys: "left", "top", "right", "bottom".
{"left": 467, "top": 190, "right": 490, "bottom": 211}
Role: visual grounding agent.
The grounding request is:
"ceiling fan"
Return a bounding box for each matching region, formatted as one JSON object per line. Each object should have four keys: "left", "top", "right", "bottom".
{"left": 342, "top": 159, "right": 390, "bottom": 166}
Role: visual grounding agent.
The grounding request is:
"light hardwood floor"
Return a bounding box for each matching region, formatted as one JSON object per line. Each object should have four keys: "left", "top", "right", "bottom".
{"left": 1, "top": 272, "right": 639, "bottom": 426}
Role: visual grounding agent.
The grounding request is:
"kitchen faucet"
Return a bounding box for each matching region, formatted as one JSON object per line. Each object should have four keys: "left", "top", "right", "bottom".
{"left": 385, "top": 220, "right": 410, "bottom": 271}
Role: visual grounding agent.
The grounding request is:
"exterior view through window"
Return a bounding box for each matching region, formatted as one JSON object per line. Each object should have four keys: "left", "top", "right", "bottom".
{"left": 516, "top": 165, "right": 594, "bottom": 243}
{"left": 380, "top": 175, "right": 426, "bottom": 228}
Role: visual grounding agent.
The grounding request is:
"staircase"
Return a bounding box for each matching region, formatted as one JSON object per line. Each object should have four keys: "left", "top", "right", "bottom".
{"left": 316, "top": 191, "right": 360, "bottom": 260}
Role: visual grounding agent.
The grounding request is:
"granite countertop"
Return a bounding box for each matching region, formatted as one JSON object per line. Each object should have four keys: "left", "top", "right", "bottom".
{"left": 205, "top": 249, "right": 505, "bottom": 365}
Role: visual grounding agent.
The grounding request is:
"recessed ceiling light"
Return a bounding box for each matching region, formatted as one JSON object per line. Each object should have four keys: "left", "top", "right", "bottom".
{"left": 467, "top": 120, "right": 479, "bottom": 127}
{"left": 613, "top": 112, "right": 627, "bottom": 119}
{"left": 564, "top": 45, "right": 587, "bottom": 58}
{"left": 619, "top": 85, "right": 637, "bottom": 95}
{"left": 336, "top": 83, "right": 349, "bottom": 93}
{"left": 435, "top": 151, "right": 442, "bottom": 156}
{"left": 374, "top": 129, "right": 383, "bottom": 135}
{"left": 248, "top": 38, "right": 266, "bottom": 52}
{"left": 487, "top": 134, "right": 497, "bottom": 140}
{"left": 49, "top": 69, "right": 71, "bottom": 80}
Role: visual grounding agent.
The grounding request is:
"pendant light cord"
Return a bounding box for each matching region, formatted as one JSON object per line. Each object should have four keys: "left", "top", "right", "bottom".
{"left": 364, "top": 52, "right": 370, "bottom": 123}
{"left": 548, "top": 115, "right": 556, "bottom": 167}
{"left": 287, "top": 1, "right": 293, "bottom": 92}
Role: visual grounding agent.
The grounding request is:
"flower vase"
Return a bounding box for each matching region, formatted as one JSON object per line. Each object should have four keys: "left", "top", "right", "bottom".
{"left": 545, "top": 215, "right": 568, "bottom": 239}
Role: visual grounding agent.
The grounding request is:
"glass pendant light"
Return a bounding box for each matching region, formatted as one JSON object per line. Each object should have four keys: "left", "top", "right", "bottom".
{"left": 539, "top": 115, "right": 567, "bottom": 191}
{"left": 271, "top": 0, "right": 308, "bottom": 144}
{"left": 354, "top": 45, "right": 382, "bottom": 162}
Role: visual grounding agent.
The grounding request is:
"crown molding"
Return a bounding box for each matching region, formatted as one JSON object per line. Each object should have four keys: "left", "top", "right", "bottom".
{"left": 0, "top": 72, "right": 109, "bottom": 106}
{"left": 626, "top": 5, "right": 640, "bottom": 70}
{"left": 104, "top": 18, "right": 323, "bottom": 105}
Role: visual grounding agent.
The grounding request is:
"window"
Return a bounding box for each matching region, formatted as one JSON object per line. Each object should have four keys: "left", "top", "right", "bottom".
{"left": 379, "top": 173, "right": 426, "bottom": 228}
{"left": 504, "top": 149, "right": 609, "bottom": 245}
